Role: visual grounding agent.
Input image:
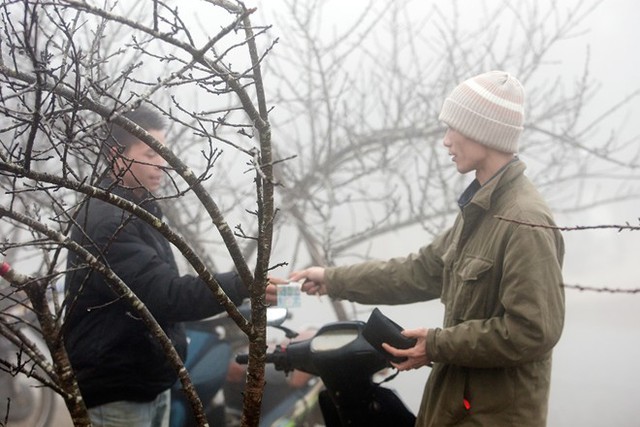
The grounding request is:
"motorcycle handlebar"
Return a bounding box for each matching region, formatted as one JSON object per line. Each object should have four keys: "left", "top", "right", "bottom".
{"left": 235, "top": 347, "right": 289, "bottom": 370}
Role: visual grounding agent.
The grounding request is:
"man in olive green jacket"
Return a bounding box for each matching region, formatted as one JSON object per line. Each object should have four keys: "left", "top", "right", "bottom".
{"left": 282, "top": 71, "right": 565, "bottom": 426}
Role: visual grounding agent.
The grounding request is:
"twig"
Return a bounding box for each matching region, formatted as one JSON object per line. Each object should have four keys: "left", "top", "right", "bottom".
{"left": 495, "top": 216, "right": 640, "bottom": 232}
{"left": 563, "top": 283, "right": 640, "bottom": 294}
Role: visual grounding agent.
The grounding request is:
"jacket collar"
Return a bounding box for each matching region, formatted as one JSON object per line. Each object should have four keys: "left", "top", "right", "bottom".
{"left": 460, "top": 158, "right": 526, "bottom": 212}
{"left": 99, "top": 178, "right": 161, "bottom": 217}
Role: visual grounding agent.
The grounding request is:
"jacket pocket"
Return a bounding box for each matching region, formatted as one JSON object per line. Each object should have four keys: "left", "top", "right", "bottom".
{"left": 458, "top": 256, "right": 492, "bottom": 281}
{"left": 421, "top": 364, "right": 470, "bottom": 425}
{"left": 466, "top": 367, "right": 515, "bottom": 415}
{"left": 452, "top": 255, "right": 493, "bottom": 322}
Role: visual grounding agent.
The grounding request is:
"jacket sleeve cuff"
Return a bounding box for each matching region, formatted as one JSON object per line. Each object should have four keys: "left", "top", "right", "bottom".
{"left": 426, "top": 327, "right": 440, "bottom": 363}
{"left": 324, "top": 267, "right": 346, "bottom": 299}
{"left": 215, "top": 271, "right": 248, "bottom": 304}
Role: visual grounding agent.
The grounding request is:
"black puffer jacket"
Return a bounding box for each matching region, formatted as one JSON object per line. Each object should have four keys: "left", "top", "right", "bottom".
{"left": 64, "top": 181, "right": 247, "bottom": 408}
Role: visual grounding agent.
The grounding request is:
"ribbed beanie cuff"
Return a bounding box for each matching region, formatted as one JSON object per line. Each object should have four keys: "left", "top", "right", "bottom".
{"left": 439, "top": 71, "right": 525, "bottom": 153}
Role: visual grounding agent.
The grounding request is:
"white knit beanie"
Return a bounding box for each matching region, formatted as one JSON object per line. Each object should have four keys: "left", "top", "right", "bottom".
{"left": 438, "top": 70, "right": 525, "bottom": 153}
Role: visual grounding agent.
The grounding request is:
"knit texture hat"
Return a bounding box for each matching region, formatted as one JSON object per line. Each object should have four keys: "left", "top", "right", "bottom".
{"left": 439, "top": 70, "right": 525, "bottom": 153}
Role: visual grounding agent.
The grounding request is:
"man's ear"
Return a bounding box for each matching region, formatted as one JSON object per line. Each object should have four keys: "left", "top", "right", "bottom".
{"left": 107, "top": 145, "right": 128, "bottom": 177}
{"left": 107, "top": 145, "right": 118, "bottom": 161}
{"left": 107, "top": 144, "right": 127, "bottom": 162}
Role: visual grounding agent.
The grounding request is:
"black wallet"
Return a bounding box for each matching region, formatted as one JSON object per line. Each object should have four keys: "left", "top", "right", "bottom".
{"left": 363, "top": 308, "right": 417, "bottom": 363}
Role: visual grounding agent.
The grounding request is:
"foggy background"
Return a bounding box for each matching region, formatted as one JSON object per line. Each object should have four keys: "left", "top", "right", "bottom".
{"left": 22, "top": 0, "right": 637, "bottom": 425}
{"left": 251, "top": 1, "right": 640, "bottom": 426}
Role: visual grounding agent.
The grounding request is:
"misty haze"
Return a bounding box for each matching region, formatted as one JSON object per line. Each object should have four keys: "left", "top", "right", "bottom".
{"left": 1, "top": 1, "right": 638, "bottom": 426}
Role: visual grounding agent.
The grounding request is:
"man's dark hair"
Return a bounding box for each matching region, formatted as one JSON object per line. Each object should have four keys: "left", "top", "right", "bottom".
{"left": 102, "top": 105, "right": 165, "bottom": 159}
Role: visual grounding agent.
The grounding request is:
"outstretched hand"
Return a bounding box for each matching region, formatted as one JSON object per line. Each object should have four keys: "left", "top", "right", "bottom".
{"left": 289, "top": 266, "right": 327, "bottom": 296}
{"left": 381, "top": 328, "right": 431, "bottom": 371}
{"left": 264, "top": 266, "right": 328, "bottom": 305}
{"left": 264, "top": 276, "right": 289, "bottom": 305}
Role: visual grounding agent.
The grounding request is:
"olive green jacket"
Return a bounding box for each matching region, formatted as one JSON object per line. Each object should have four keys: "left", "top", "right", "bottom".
{"left": 325, "top": 160, "right": 565, "bottom": 426}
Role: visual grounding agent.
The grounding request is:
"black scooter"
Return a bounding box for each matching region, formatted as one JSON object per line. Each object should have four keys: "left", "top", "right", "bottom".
{"left": 237, "top": 319, "right": 416, "bottom": 427}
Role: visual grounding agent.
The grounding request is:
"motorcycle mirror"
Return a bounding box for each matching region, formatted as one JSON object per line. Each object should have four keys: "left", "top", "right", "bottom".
{"left": 266, "top": 307, "right": 288, "bottom": 326}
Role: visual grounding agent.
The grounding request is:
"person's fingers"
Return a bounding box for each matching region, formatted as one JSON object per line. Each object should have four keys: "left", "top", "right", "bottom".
{"left": 288, "top": 269, "right": 307, "bottom": 282}
{"left": 267, "top": 276, "right": 289, "bottom": 285}
{"left": 382, "top": 342, "right": 406, "bottom": 357}
{"left": 382, "top": 343, "right": 412, "bottom": 371}
{"left": 401, "top": 327, "right": 428, "bottom": 339}
{"left": 264, "top": 284, "right": 279, "bottom": 304}
{"left": 300, "top": 281, "right": 317, "bottom": 293}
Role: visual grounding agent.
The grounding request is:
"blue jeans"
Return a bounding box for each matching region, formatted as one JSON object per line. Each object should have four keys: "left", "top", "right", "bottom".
{"left": 88, "top": 389, "right": 170, "bottom": 427}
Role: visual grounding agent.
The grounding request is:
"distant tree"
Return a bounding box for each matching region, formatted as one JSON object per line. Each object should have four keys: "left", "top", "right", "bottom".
{"left": 258, "top": 0, "right": 639, "bottom": 311}
{"left": 1, "top": 0, "right": 638, "bottom": 426}
{"left": 0, "top": 0, "right": 278, "bottom": 425}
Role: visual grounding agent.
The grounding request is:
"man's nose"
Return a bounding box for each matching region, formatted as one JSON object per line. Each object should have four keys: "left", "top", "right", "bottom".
{"left": 442, "top": 129, "right": 451, "bottom": 147}
{"left": 153, "top": 157, "right": 167, "bottom": 168}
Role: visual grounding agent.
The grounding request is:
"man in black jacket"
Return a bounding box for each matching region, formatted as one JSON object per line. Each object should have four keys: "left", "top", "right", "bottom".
{"left": 65, "top": 107, "right": 249, "bottom": 426}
